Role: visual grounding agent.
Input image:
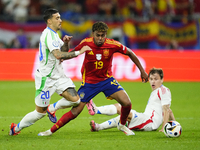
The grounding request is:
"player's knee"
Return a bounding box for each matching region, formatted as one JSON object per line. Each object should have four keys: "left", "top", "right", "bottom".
{"left": 71, "top": 102, "right": 85, "bottom": 116}
{"left": 114, "top": 103, "right": 121, "bottom": 114}
{"left": 72, "top": 99, "right": 80, "bottom": 106}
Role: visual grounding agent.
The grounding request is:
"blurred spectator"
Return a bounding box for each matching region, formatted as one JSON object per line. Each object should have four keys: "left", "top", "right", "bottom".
{"left": 60, "top": 2, "right": 83, "bottom": 23}
{"left": 98, "top": 0, "right": 117, "bottom": 16}
{"left": 9, "top": 28, "right": 29, "bottom": 48}
{"left": 16, "top": 28, "right": 29, "bottom": 48}
{"left": 151, "top": 0, "right": 173, "bottom": 17}
{"left": 84, "top": 0, "right": 99, "bottom": 14}
{"left": 40, "top": 0, "right": 58, "bottom": 14}
{"left": 0, "top": 0, "right": 4, "bottom": 15}
{"left": 9, "top": 38, "right": 21, "bottom": 48}
{"left": 166, "top": 39, "right": 183, "bottom": 50}
{"left": 0, "top": 41, "right": 7, "bottom": 49}
{"left": 4, "top": 0, "right": 30, "bottom": 23}
{"left": 29, "top": 0, "right": 41, "bottom": 17}
{"left": 192, "top": 0, "right": 200, "bottom": 14}
{"left": 170, "top": 0, "right": 194, "bottom": 23}
{"left": 118, "top": 0, "right": 152, "bottom": 18}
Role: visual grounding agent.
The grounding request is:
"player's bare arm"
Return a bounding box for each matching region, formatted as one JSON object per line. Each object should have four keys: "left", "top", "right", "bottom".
{"left": 61, "top": 35, "right": 73, "bottom": 52}
{"left": 169, "top": 108, "right": 175, "bottom": 121}
{"left": 52, "top": 46, "right": 92, "bottom": 60}
{"left": 159, "top": 104, "right": 170, "bottom": 132}
{"left": 125, "top": 48, "right": 148, "bottom": 82}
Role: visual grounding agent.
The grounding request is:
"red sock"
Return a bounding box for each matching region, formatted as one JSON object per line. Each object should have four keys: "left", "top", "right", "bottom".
{"left": 120, "top": 104, "right": 132, "bottom": 125}
{"left": 51, "top": 111, "right": 76, "bottom": 133}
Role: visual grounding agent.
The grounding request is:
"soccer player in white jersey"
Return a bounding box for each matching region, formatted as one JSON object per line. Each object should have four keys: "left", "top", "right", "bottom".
{"left": 87, "top": 68, "right": 176, "bottom": 132}
{"left": 9, "top": 8, "right": 91, "bottom": 135}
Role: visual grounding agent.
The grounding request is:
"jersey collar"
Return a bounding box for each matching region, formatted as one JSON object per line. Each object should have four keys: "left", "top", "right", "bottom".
{"left": 47, "top": 27, "right": 57, "bottom": 34}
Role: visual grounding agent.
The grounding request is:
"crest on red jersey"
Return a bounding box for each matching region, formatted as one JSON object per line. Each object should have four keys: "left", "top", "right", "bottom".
{"left": 96, "top": 54, "right": 102, "bottom": 60}
{"left": 103, "top": 49, "right": 109, "bottom": 57}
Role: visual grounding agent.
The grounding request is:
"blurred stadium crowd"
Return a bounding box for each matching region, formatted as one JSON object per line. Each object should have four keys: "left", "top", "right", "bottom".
{"left": 0, "top": 0, "right": 200, "bottom": 50}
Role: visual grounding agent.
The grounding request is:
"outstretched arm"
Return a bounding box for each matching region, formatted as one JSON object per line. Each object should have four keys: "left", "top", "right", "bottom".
{"left": 159, "top": 104, "right": 175, "bottom": 132}
{"left": 125, "top": 48, "right": 148, "bottom": 83}
{"left": 52, "top": 45, "right": 92, "bottom": 60}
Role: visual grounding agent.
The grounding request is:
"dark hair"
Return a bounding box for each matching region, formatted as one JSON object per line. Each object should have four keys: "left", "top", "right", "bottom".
{"left": 92, "top": 21, "right": 108, "bottom": 32}
{"left": 148, "top": 67, "right": 164, "bottom": 79}
{"left": 43, "top": 8, "right": 59, "bottom": 24}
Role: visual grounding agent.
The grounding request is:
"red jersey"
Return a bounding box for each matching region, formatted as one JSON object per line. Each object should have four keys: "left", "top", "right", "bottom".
{"left": 75, "top": 37, "right": 127, "bottom": 84}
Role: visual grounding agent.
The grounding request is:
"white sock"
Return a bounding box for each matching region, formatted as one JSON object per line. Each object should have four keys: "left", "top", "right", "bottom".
{"left": 99, "top": 116, "right": 120, "bottom": 130}
{"left": 15, "top": 110, "right": 46, "bottom": 132}
{"left": 48, "top": 98, "right": 80, "bottom": 112}
{"left": 96, "top": 104, "right": 117, "bottom": 115}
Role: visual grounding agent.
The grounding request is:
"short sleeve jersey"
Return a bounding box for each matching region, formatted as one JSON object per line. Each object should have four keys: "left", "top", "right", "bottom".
{"left": 75, "top": 37, "right": 127, "bottom": 84}
{"left": 38, "top": 27, "right": 64, "bottom": 79}
{"left": 144, "top": 85, "right": 172, "bottom": 129}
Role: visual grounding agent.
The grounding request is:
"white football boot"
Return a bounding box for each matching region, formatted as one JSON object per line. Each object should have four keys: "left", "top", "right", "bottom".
{"left": 38, "top": 129, "right": 52, "bottom": 136}
{"left": 117, "top": 122, "right": 135, "bottom": 136}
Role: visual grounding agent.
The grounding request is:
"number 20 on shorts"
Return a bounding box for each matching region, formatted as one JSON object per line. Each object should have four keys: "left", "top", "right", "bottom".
{"left": 41, "top": 91, "right": 50, "bottom": 99}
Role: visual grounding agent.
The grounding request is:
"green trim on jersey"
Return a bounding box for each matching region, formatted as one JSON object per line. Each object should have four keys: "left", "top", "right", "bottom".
{"left": 50, "top": 30, "right": 56, "bottom": 40}
{"left": 45, "top": 49, "right": 49, "bottom": 65}
{"left": 44, "top": 33, "right": 49, "bottom": 65}
{"left": 35, "top": 77, "right": 47, "bottom": 98}
{"left": 47, "top": 64, "right": 55, "bottom": 77}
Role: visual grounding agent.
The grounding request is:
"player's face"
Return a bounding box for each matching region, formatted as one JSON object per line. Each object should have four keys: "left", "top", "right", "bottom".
{"left": 49, "top": 13, "right": 62, "bottom": 31}
{"left": 92, "top": 31, "right": 107, "bottom": 46}
{"left": 149, "top": 73, "right": 163, "bottom": 91}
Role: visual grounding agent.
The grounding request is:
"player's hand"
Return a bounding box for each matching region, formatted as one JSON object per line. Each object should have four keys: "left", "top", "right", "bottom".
{"left": 141, "top": 71, "right": 148, "bottom": 83}
{"left": 79, "top": 46, "right": 92, "bottom": 54}
{"left": 159, "top": 129, "right": 164, "bottom": 132}
{"left": 63, "top": 35, "right": 73, "bottom": 43}
{"left": 59, "top": 59, "right": 64, "bottom": 64}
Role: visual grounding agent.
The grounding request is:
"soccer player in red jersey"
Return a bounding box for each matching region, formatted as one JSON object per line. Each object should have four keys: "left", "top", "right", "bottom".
{"left": 38, "top": 21, "right": 148, "bottom": 136}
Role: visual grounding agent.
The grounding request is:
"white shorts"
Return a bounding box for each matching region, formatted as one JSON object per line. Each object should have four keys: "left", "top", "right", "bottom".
{"left": 34, "top": 70, "right": 75, "bottom": 107}
{"left": 128, "top": 110, "right": 154, "bottom": 131}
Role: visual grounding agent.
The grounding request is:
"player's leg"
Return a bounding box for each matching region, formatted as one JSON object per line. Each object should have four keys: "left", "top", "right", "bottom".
{"left": 128, "top": 110, "right": 154, "bottom": 131}
{"left": 103, "top": 78, "right": 134, "bottom": 135}
{"left": 110, "top": 90, "right": 132, "bottom": 124}
{"left": 38, "top": 101, "right": 86, "bottom": 136}
{"left": 90, "top": 116, "right": 120, "bottom": 131}
{"left": 47, "top": 77, "right": 80, "bottom": 123}
{"left": 10, "top": 106, "right": 47, "bottom": 135}
{"left": 38, "top": 82, "right": 98, "bottom": 136}
{"left": 86, "top": 100, "right": 120, "bottom": 115}
{"left": 10, "top": 74, "right": 55, "bottom": 135}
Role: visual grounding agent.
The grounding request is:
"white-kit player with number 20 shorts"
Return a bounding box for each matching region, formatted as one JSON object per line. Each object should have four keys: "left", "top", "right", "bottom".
{"left": 9, "top": 8, "right": 91, "bottom": 136}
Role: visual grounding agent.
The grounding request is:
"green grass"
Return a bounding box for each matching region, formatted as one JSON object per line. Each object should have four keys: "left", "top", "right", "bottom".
{"left": 0, "top": 81, "right": 200, "bottom": 150}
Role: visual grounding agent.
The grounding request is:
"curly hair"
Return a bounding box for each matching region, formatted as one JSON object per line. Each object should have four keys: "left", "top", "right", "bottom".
{"left": 148, "top": 67, "right": 164, "bottom": 79}
{"left": 92, "top": 21, "right": 108, "bottom": 32}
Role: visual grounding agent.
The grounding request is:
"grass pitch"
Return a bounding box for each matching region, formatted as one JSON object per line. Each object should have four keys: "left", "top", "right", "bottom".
{"left": 0, "top": 81, "right": 200, "bottom": 150}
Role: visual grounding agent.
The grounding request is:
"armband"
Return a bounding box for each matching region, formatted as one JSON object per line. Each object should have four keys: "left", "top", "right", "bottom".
{"left": 75, "top": 51, "right": 80, "bottom": 56}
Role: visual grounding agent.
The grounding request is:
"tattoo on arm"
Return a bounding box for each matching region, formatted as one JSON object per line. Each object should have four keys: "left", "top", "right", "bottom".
{"left": 66, "top": 88, "right": 78, "bottom": 97}
{"left": 60, "top": 51, "right": 76, "bottom": 59}
{"left": 52, "top": 49, "right": 77, "bottom": 60}
{"left": 61, "top": 44, "right": 69, "bottom": 52}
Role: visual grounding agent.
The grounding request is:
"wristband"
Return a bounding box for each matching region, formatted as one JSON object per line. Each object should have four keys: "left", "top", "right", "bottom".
{"left": 75, "top": 51, "right": 80, "bottom": 56}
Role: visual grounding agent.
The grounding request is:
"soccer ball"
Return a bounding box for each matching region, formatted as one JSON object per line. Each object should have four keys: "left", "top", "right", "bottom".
{"left": 164, "top": 121, "right": 182, "bottom": 138}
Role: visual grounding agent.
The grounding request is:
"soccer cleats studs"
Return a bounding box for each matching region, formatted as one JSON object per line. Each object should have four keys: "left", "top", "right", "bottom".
{"left": 86, "top": 99, "right": 96, "bottom": 116}
{"left": 117, "top": 122, "right": 135, "bottom": 136}
{"left": 90, "top": 120, "right": 100, "bottom": 132}
{"left": 47, "top": 105, "right": 57, "bottom": 123}
{"left": 9, "top": 123, "right": 20, "bottom": 136}
{"left": 38, "top": 129, "right": 52, "bottom": 136}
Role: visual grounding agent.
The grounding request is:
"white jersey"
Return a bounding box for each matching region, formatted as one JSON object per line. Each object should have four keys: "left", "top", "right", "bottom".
{"left": 144, "top": 85, "right": 171, "bottom": 129}
{"left": 128, "top": 85, "right": 171, "bottom": 131}
{"left": 38, "top": 27, "right": 65, "bottom": 79}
